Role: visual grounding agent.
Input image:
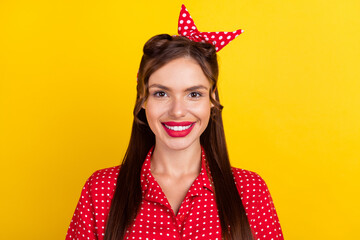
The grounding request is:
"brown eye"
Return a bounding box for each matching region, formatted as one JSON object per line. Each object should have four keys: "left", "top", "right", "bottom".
{"left": 154, "top": 91, "right": 167, "bottom": 97}
{"left": 189, "top": 92, "right": 202, "bottom": 98}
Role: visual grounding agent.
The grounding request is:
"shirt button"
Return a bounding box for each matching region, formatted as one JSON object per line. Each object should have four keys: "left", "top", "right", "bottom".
{"left": 179, "top": 215, "right": 185, "bottom": 221}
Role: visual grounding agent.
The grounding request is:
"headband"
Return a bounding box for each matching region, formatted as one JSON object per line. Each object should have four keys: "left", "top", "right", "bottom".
{"left": 177, "top": 4, "right": 244, "bottom": 52}
{"left": 137, "top": 5, "right": 243, "bottom": 81}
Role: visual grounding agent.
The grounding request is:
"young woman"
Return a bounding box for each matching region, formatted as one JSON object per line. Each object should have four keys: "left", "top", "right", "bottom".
{"left": 66, "top": 5, "right": 284, "bottom": 240}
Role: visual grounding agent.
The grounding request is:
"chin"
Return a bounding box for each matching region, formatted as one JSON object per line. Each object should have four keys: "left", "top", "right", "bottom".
{"left": 152, "top": 122, "right": 207, "bottom": 151}
{"left": 157, "top": 136, "right": 200, "bottom": 151}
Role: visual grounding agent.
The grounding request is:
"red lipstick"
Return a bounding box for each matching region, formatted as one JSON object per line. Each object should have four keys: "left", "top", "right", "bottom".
{"left": 161, "top": 121, "right": 196, "bottom": 137}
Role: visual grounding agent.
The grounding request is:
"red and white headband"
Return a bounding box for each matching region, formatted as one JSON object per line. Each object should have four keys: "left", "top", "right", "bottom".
{"left": 137, "top": 5, "right": 243, "bottom": 81}
{"left": 177, "top": 4, "right": 244, "bottom": 52}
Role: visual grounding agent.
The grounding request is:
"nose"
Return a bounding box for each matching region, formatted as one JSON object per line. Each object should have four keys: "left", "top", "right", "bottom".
{"left": 168, "top": 97, "right": 186, "bottom": 118}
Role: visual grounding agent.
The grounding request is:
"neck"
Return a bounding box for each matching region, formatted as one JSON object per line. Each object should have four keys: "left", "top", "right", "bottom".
{"left": 150, "top": 141, "right": 202, "bottom": 177}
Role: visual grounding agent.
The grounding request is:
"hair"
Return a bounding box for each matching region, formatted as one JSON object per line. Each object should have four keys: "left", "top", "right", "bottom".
{"left": 104, "top": 34, "right": 254, "bottom": 240}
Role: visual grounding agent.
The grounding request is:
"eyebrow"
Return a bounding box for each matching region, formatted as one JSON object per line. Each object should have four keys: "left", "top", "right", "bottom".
{"left": 148, "top": 84, "right": 209, "bottom": 91}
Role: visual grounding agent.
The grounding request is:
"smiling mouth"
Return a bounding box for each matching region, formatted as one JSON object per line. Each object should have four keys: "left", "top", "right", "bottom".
{"left": 163, "top": 123, "right": 194, "bottom": 131}
{"left": 161, "top": 122, "right": 196, "bottom": 137}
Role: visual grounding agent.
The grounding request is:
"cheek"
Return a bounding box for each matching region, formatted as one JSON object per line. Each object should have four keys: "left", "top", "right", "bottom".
{"left": 144, "top": 101, "right": 164, "bottom": 127}
{"left": 192, "top": 101, "right": 212, "bottom": 121}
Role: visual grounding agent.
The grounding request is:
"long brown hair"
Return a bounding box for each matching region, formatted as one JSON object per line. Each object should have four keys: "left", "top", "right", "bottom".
{"left": 104, "top": 34, "right": 254, "bottom": 240}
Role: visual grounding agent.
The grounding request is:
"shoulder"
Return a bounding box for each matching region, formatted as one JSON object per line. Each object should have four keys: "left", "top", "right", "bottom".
{"left": 230, "top": 167, "right": 284, "bottom": 239}
{"left": 84, "top": 165, "right": 120, "bottom": 199}
{"left": 230, "top": 166, "right": 270, "bottom": 200}
{"left": 87, "top": 165, "right": 120, "bottom": 185}
{"left": 66, "top": 166, "right": 121, "bottom": 239}
{"left": 231, "top": 166, "right": 266, "bottom": 186}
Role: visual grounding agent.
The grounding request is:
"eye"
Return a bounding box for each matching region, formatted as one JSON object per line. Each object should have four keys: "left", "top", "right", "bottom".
{"left": 153, "top": 91, "right": 167, "bottom": 97}
{"left": 189, "top": 92, "right": 202, "bottom": 98}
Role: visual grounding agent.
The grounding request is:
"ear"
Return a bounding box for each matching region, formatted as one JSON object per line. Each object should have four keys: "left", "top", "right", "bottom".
{"left": 141, "top": 98, "right": 147, "bottom": 110}
{"left": 210, "top": 88, "right": 216, "bottom": 108}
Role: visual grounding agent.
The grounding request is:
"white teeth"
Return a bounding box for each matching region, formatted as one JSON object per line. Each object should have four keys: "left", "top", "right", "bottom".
{"left": 164, "top": 124, "right": 193, "bottom": 131}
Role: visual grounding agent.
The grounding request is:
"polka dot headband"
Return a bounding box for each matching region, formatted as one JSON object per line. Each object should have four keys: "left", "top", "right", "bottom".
{"left": 177, "top": 4, "right": 244, "bottom": 52}
{"left": 136, "top": 5, "right": 243, "bottom": 82}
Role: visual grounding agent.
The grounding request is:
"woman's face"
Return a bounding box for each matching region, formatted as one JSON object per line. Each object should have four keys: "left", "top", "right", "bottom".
{"left": 143, "top": 57, "right": 214, "bottom": 151}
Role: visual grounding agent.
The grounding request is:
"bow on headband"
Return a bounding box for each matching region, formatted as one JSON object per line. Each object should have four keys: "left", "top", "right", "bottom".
{"left": 137, "top": 5, "right": 243, "bottom": 82}
{"left": 177, "top": 4, "right": 244, "bottom": 52}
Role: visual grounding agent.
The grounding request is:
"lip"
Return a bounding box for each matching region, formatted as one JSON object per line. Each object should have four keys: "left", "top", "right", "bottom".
{"left": 161, "top": 121, "right": 196, "bottom": 138}
{"left": 162, "top": 121, "right": 194, "bottom": 126}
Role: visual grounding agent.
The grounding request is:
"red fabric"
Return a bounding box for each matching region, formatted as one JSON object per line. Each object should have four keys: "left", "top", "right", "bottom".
{"left": 66, "top": 147, "right": 284, "bottom": 240}
{"left": 177, "top": 4, "right": 244, "bottom": 52}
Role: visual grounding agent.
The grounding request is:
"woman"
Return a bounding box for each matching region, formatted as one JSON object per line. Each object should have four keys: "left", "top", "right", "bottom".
{"left": 66, "top": 5, "right": 283, "bottom": 240}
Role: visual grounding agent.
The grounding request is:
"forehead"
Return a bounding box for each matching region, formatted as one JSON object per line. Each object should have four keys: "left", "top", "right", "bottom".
{"left": 148, "top": 57, "right": 210, "bottom": 89}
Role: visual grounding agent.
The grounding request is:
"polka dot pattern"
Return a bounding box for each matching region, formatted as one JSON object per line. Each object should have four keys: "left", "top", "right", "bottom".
{"left": 66, "top": 166, "right": 119, "bottom": 240}
{"left": 66, "top": 146, "right": 283, "bottom": 240}
{"left": 232, "top": 169, "right": 284, "bottom": 240}
{"left": 177, "top": 4, "right": 244, "bottom": 52}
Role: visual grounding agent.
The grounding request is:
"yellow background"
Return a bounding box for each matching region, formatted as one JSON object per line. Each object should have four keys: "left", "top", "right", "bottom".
{"left": 1, "top": 0, "right": 359, "bottom": 239}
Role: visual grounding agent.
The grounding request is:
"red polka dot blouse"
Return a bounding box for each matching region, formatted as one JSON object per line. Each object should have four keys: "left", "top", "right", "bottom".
{"left": 66, "top": 147, "right": 284, "bottom": 240}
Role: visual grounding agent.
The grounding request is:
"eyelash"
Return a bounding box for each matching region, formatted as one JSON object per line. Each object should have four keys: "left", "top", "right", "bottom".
{"left": 189, "top": 92, "right": 203, "bottom": 98}
{"left": 152, "top": 91, "right": 203, "bottom": 98}
{"left": 153, "top": 91, "right": 167, "bottom": 97}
